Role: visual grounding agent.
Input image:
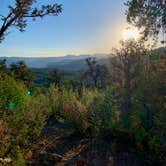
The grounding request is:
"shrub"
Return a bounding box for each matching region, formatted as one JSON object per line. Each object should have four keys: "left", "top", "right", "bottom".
{"left": 0, "top": 76, "right": 52, "bottom": 163}
{"left": 0, "top": 76, "right": 28, "bottom": 157}
{"left": 87, "top": 87, "right": 119, "bottom": 134}
{"left": 48, "top": 85, "right": 88, "bottom": 132}
{"left": 11, "top": 147, "right": 26, "bottom": 166}
{"left": 21, "top": 93, "right": 52, "bottom": 142}
{"left": 63, "top": 96, "right": 88, "bottom": 132}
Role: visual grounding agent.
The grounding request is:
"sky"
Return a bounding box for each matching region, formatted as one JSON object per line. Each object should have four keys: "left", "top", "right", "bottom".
{"left": 0, "top": 0, "right": 129, "bottom": 57}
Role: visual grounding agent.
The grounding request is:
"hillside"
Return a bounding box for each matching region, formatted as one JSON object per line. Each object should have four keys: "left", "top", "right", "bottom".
{"left": 0, "top": 54, "right": 111, "bottom": 71}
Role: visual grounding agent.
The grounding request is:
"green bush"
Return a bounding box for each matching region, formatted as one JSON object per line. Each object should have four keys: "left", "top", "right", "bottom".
{"left": 20, "top": 93, "right": 52, "bottom": 143}
{"left": 86, "top": 88, "right": 119, "bottom": 134}
{"left": 11, "top": 147, "right": 26, "bottom": 166}
{"left": 0, "top": 75, "right": 52, "bottom": 163}
{"left": 62, "top": 96, "right": 88, "bottom": 132}
{"left": 0, "top": 76, "right": 28, "bottom": 156}
{"left": 48, "top": 85, "right": 120, "bottom": 134}
{"left": 0, "top": 75, "right": 28, "bottom": 112}
{"left": 48, "top": 85, "right": 88, "bottom": 132}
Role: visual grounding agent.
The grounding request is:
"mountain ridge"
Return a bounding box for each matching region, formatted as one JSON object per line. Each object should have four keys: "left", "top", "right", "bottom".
{"left": 0, "top": 54, "right": 111, "bottom": 70}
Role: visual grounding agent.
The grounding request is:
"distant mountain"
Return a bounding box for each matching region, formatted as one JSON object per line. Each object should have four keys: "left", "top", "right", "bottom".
{"left": 0, "top": 54, "right": 111, "bottom": 71}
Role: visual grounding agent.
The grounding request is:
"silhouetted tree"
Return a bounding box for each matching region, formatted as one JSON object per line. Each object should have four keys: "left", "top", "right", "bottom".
{"left": 10, "top": 61, "right": 34, "bottom": 88}
{"left": 0, "top": 59, "right": 8, "bottom": 76}
{"left": 138, "top": 48, "right": 166, "bottom": 130}
{"left": 83, "top": 57, "right": 109, "bottom": 88}
{"left": 0, "top": 0, "right": 62, "bottom": 42}
{"left": 126, "top": 0, "right": 165, "bottom": 43}
{"left": 47, "top": 69, "right": 64, "bottom": 86}
{"left": 111, "top": 40, "right": 147, "bottom": 113}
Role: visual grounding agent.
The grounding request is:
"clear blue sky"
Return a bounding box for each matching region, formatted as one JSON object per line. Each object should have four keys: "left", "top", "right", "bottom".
{"left": 0, "top": 0, "right": 128, "bottom": 57}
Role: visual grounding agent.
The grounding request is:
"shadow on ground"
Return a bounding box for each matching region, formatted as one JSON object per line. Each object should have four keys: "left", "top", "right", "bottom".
{"left": 25, "top": 122, "right": 158, "bottom": 166}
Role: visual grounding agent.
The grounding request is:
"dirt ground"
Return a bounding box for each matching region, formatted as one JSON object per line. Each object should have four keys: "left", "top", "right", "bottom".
{"left": 25, "top": 122, "right": 163, "bottom": 166}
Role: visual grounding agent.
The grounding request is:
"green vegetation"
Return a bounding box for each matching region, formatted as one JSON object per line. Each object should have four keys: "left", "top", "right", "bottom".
{"left": 0, "top": 1, "right": 165, "bottom": 165}
{"left": 126, "top": 0, "right": 165, "bottom": 43}
{"left": 0, "top": 0, "right": 62, "bottom": 42}
{"left": 0, "top": 40, "right": 165, "bottom": 165}
{"left": 0, "top": 74, "right": 52, "bottom": 165}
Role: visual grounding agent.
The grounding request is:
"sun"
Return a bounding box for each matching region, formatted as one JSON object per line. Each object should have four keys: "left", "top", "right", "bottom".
{"left": 122, "top": 27, "right": 139, "bottom": 40}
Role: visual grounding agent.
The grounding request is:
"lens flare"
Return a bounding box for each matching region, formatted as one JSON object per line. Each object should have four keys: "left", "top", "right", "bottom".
{"left": 122, "top": 28, "right": 139, "bottom": 40}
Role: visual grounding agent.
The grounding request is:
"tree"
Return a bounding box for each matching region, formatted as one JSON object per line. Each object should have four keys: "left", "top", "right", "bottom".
{"left": 138, "top": 48, "right": 166, "bottom": 135}
{"left": 125, "top": 0, "right": 165, "bottom": 43}
{"left": 10, "top": 61, "right": 34, "bottom": 88}
{"left": 83, "top": 57, "right": 109, "bottom": 88}
{"left": 0, "top": 0, "right": 62, "bottom": 42}
{"left": 47, "top": 68, "right": 64, "bottom": 86}
{"left": 0, "top": 59, "right": 8, "bottom": 76}
{"left": 111, "top": 40, "right": 147, "bottom": 113}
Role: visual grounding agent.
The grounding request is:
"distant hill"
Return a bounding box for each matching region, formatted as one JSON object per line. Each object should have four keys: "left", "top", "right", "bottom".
{"left": 0, "top": 54, "right": 111, "bottom": 71}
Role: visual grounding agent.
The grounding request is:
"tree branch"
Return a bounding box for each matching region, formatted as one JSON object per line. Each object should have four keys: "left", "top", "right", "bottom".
{"left": 0, "top": 1, "right": 62, "bottom": 42}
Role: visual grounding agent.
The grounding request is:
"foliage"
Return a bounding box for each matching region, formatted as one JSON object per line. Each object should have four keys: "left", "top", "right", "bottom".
{"left": 0, "top": 75, "right": 28, "bottom": 111}
{"left": 48, "top": 85, "right": 119, "bottom": 134}
{"left": 87, "top": 87, "right": 119, "bottom": 133}
{"left": 62, "top": 77, "right": 82, "bottom": 93}
{"left": 0, "top": 1, "right": 164, "bottom": 164}
{"left": 125, "top": 0, "right": 165, "bottom": 43}
{"left": 0, "top": 0, "right": 62, "bottom": 42}
{"left": 48, "top": 85, "right": 88, "bottom": 132}
{"left": 0, "top": 44, "right": 165, "bottom": 164}
{"left": 110, "top": 40, "right": 165, "bottom": 155}
{"left": 47, "top": 69, "right": 64, "bottom": 86}
{"left": 10, "top": 61, "right": 34, "bottom": 89}
{"left": 83, "top": 57, "right": 109, "bottom": 88}
{"left": 11, "top": 147, "right": 26, "bottom": 166}
{"left": 111, "top": 40, "right": 147, "bottom": 114}
{"left": 0, "top": 59, "right": 9, "bottom": 76}
{"left": 0, "top": 75, "right": 51, "bottom": 164}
